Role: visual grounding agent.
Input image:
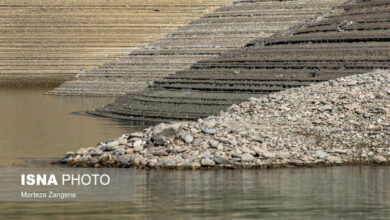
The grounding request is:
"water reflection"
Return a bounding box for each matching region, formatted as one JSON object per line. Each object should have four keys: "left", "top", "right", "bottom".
{"left": 0, "top": 167, "right": 389, "bottom": 219}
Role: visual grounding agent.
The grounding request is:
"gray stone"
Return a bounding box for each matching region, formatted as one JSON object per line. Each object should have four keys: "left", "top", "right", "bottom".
{"left": 64, "top": 152, "right": 75, "bottom": 158}
{"left": 129, "top": 132, "right": 144, "bottom": 138}
{"left": 315, "top": 150, "right": 329, "bottom": 159}
{"left": 241, "top": 153, "right": 254, "bottom": 162}
{"left": 209, "top": 140, "right": 219, "bottom": 148}
{"left": 153, "top": 149, "right": 168, "bottom": 156}
{"left": 164, "top": 159, "right": 177, "bottom": 168}
{"left": 113, "top": 148, "right": 125, "bottom": 156}
{"left": 202, "top": 128, "right": 216, "bottom": 135}
{"left": 134, "top": 144, "right": 144, "bottom": 152}
{"left": 106, "top": 140, "right": 120, "bottom": 147}
{"left": 115, "top": 155, "right": 134, "bottom": 166}
{"left": 370, "top": 155, "right": 387, "bottom": 164}
{"left": 153, "top": 123, "right": 181, "bottom": 137}
{"left": 327, "top": 156, "right": 342, "bottom": 164}
{"left": 182, "top": 135, "right": 193, "bottom": 144}
{"left": 153, "top": 135, "right": 166, "bottom": 146}
{"left": 333, "top": 149, "right": 348, "bottom": 154}
{"left": 201, "top": 158, "right": 216, "bottom": 167}
{"left": 248, "top": 97, "right": 258, "bottom": 103}
{"left": 133, "top": 139, "right": 142, "bottom": 148}
{"left": 277, "top": 152, "right": 290, "bottom": 159}
{"left": 213, "top": 156, "right": 232, "bottom": 165}
{"left": 251, "top": 136, "right": 263, "bottom": 143}
{"left": 102, "top": 145, "right": 116, "bottom": 151}
{"left": 262, "top": 150, "right": 275, "bottom": 159}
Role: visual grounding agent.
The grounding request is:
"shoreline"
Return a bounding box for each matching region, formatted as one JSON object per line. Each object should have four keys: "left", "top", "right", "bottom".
{"left": 60, "top": 70, "right": 390, "bottom": 170}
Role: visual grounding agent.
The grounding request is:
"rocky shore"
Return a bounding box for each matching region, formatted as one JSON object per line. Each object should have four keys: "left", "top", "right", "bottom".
{"left": 61, "top": 70, "right": 390, "bottom": 169}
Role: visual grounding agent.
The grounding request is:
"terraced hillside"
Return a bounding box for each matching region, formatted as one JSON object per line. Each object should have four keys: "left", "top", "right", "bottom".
{"left": 0, "top": 0, "right": 232, "bottom": 86}
{"left": 50, "top": 0, "right": 346, "bottom": 95}
{"left": 93, "top": 0, "right": 390, "bottom": 121}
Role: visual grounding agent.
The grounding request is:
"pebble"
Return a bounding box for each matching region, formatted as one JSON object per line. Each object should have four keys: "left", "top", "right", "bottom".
{"left": 182, "top": 135, "right": 193, "bottom": 144}
{"left": 201, "top": 158, "right": 216, "bottom": 167}
{"left": 154, "top": 135, "right": 166, "bottom": 146}
{"left": 61, "top": 70, "right": 390, "bottom": 169}
{"left": 208, "top": 140, "right": 219, "bottom": 148}
{"left": 202, "top": 128, "right": 216, "bottom": 135}
{"left": 370, "top": 156, "right": 387, "bottom": 164}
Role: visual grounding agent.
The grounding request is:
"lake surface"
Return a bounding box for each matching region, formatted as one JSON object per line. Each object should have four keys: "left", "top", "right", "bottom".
{"left": 0, "top": 88, "right": 389, "bottom": 219}
{"left": 0, "top": 87, "right": 150, "bottom": 167}
{"left": 0, "top": 167, "right": 389, "bottom": 219}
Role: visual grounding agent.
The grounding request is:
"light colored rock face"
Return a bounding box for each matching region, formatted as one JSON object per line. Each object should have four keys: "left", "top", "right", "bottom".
{"left": 49, "top": 0, "right": 347, "bottom": 95}
{"left": 62, "top": 70, "right": 390, "bottom": 169}
{"left": 0, "top": 0, "right": 233, "bottom": 86}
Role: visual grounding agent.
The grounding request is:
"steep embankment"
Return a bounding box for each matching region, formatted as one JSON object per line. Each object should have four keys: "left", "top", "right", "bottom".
{"left": 49, "top": 0, "right": 346, "bottom": 95}
{"left": 60, "top": 70, "right": 390, "bottom": 169}
{"left": 0, "top": 0, "right": 231, "bottom": 86}
{"left": 94, "top": 0, "right": 390, "bottom": 121}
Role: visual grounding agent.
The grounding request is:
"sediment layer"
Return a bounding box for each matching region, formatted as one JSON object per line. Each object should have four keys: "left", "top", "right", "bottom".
{"left": 60, "top": 70, "right": 390, "bottom": 169}
{"left": 0, "top": 0, "right": 232, "bottom": 86}
{"left": 95, "top": 0, "right": 390, "bottom": 121}
{"left": 49, "top": 0, "right": 346, "bottom": 95}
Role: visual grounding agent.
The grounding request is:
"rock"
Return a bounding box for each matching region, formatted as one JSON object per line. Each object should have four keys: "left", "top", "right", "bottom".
{"left": 182, "top": 153, "right": 194, "bottom": 161}
{"left": 125, "top": 148, "right": 134, "bottom": 154}
{"left": 102, "top": 145, "right": 116, "bottom": 151}
{"left": 133, "top": 144, "right": 143, "bottom": 152}
{"left": 208, "top": 140, "right": 219, "bottom": 148}
{"left": 315, "top": 150, "right": 329, "bottom": 159}
{"left": 118, "top": 138, "right": 128, "bottom": 145}
{"left": 181, "top": 135, "right": 193, "bottom": 144}
{"left": 248, "top": 97, "right": 258, "bottom": 103}
{"left": 76, "top": 148, "right": 88, "bottom": 155}
{"left": 129, "top": 132, "right": 144, "bottom": 138}
{"left": 277, "top": 152, "right": 290, "bottom": 159}
{"left": 251, "top": 136, "right": 263, "bottom": 143}
{"left": 261, "top": 150, "right": 275, "bottom": 159}
{"left": 192, "top": 162, "right": 201, "bottom": 169}
{"left": 64, "top": 152, "right": 75, "bottom": 158}
{"left": 370, "top": 156, "right": 387, "bottom": 164}
{"left": 202, "top": 128, "right": 216, "bottom": 135}
{"left": 164, "top": 159, "right": 177, "bottom": 168}
{"left": 201, "top": 158, "right": 216, "bottom": 167}
{"left": 153, "top": 149, "right": 168, "bottom": 156}
{"left": 133, "top": 139, "right": 142, "bottom": 148}
{"left": 241, "top": 153, "right": 254, "bottom": 162}
{"left": 115, "top": 155, "right": 134, "bottom": 167}
{"left": 106, "top": 140, "right": 120, "bottom": 147}
{"left": 333, "top": 149, "right": 348, "bottom": 154}
{"left": 213, "top": 156, "right": 232, "bottom": 165}
{"left": 153, "top": 135, "right": 166, "bottom": 146}
{"left": 327, "top": 156, "right": 342, "bottom": 164}
{"left": 153, "top": 123, "right": 181, "bottom": 137}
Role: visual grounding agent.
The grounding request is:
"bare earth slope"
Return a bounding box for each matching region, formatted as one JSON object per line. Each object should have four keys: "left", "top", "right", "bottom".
{"left": 49, "top": 0, "right": 346, "bottom": 95}
{"left": 0, "top": 0, "right": 232, "bottom": 86}
{"left": 61, "top": 70, "right": 390, "bottom": 169}
{"left": 94, "top": 0, "right": 390, "bottom": 121}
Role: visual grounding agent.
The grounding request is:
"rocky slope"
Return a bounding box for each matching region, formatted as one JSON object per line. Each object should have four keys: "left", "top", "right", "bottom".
{"left": 0, "top": 0, "right": 231, "bottom": 86}
{"left": 94, "top": 0, "right": 390, "bottom": 121}
{"left": 60, "top": 70, "right": 390, "bottom": 169}
{"left": 49, "top": 0, "right": 346, "bottom": 95}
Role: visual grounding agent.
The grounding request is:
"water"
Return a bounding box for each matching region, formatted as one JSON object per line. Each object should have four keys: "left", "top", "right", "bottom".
{"left": 0, "top": 167, "right": 389, "bottom": 219}
{"left": 0, "top": 87, "right": 150, "bottom": 167}
{"left": 0, "top": 88, "right": 389, "bottom": 219}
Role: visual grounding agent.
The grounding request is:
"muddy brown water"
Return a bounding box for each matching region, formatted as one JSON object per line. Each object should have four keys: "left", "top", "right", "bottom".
{"left": 0, "top": 87, "right": 151, "bottom": 167}
{"left": 0, "top": 167, "right": 389, "bottom": 219}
